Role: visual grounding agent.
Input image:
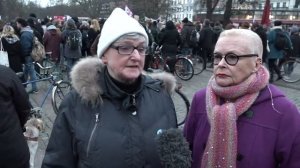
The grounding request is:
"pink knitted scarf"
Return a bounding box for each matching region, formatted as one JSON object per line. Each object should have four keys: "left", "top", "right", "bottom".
{"left": 201, "top": 66, "right": 269, "bottom": 168}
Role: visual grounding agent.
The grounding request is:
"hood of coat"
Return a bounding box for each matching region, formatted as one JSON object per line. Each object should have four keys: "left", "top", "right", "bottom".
{"left": 2, "top": 35, "right": 19, "bottom": 44}
{"left": 70, "top": 57, "right": 176, "bottom": 106}
{"left": 20, "top": 26, "right": 33, "bottom": 33}
{"left": 271, "top": 26, "right": 282, "bottom": 31}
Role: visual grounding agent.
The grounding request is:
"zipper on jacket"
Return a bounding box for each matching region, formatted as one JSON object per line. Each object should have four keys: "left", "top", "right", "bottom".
{"left": 130, "top": 94, "right": 137, "bottom": 115}
{"left": 86, "top": 113, "right": 100, "bottom": 157}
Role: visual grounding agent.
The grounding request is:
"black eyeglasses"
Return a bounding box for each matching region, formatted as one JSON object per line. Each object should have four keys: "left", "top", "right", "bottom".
{"left": 110, "top": 45, "right": 148, "bottom": 56}
{"left": 213, "top": 53, "right": 258, "bottom": 66}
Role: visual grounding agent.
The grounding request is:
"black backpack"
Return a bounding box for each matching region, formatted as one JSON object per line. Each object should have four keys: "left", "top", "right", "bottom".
{"left": 67, "top": 30, "right": 80, "bottom": 50}
{"left": 274, "top": 29, "right": 287, "bottom": 50}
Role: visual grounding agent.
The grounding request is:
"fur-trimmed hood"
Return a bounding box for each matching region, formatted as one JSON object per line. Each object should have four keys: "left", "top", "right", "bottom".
{"left": 70, "top": 57, "right": 177, "bottom": 106}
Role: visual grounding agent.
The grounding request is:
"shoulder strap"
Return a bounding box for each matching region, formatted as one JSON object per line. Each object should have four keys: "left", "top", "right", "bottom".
{"left": 0, "top": 38, "right": 3, "bottom": 51}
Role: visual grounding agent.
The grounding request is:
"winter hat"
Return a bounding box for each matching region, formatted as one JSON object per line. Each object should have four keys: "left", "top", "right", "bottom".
{"left": 290, "top": 26, "right": 299, "bottom": 34}
{"left": 67, "top": 18, "right": 76, "bottom": 28}
{"left": 97, "top": 8, "right": 148, "bottom": 57}
{"left": 47, "top": 25, "right": 57, "bottom": 30}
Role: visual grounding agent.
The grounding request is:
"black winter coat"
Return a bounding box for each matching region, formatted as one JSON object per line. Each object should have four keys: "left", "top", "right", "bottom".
{"left": 254, "top": 27, "right": 268, "bottom": 62}
{"left": 159, "top": 28, "right": 181, "bottom": 57}
{"left": 181, "top": 22, "right": 195, "bottom": 48}
{"left": 0, "top": 65, "right": 31, "bottom": 168}
{"left": 42, "top": 57, "right": 177, "bottom": 168}
{"left": 199, "top": 26, "right": 214, "bottom": 50}
{"left": 290, "top": 33, "right": 300, "bottom": 58}
{"left": 1, "top": 35, "right": 24, "bottom": 73}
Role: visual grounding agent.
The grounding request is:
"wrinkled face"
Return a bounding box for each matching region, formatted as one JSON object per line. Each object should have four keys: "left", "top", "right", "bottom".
{"left": 213, "top": 36, "right": 261, "bottom": 87}
{"left": 102, "top": 37, "right": 146, "bottom": 84}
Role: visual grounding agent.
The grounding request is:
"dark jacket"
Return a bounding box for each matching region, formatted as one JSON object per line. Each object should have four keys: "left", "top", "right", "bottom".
{"left": 199, "top": 25, "right": 214, "bottom": 50}
{"left": 19, "top": 26, "right": 34, "bottom": 58}
{"left": 184, "top": 84, "right": 300, "bottom": 168}
{"left": 159, "top": 28, "right": 181, "bottom": 57}
{"left": 87, "top": 28, "right": 100, "bottom": 50}
{"left": 290, "top": 33, "right": 300, "bottom": 58}
{"left": 181, "top": 21, "right": 195, "bottom": 48}
{"left": 267, "top": 26, "right": 293, "bottom": 59}
{"left": 254, "top": 26, "right": 268, "bottom": 62}
{"left": 61, "top": 28, "right": 82, "bottom": 59}
{"left": 1, "top": 35, "right": 23, "bottom": 72}
{"left": 0, "top": 65, "right": 31, "bottom": 168}
{"left": 42, "top": 57, "right": 177, "bottom": 168}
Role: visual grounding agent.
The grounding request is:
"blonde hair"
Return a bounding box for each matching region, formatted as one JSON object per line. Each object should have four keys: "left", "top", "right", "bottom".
{"left": 90, "top": 19, "right": 100, "bottom": 32}
{"left": 218, "top": 29, "right": 263, "bottom": 59}
{"left": 1, "top": 25, "right": 19, "bottom": 39}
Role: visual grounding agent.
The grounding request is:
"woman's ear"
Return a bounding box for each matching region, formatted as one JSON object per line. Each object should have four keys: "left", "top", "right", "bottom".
{"left": 253, "top": 58, "right": 262, "bottom": 72}
{"left": 101, "top": 54, "right": 108, "bottom": 64}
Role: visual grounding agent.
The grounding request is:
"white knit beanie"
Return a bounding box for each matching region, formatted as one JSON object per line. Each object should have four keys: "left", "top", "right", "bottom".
{"left": 97, "top": 8, "right": 149, "bottom": 57}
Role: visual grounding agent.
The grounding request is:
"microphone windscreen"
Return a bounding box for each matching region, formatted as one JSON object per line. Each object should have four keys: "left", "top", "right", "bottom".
{"left": 156, "top": 128, "right": 192, "bottom": 168}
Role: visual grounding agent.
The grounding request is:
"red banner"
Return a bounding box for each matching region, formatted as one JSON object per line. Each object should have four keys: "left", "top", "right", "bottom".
{"left": 261, "top": 0, "right": 271, "bottom": 26}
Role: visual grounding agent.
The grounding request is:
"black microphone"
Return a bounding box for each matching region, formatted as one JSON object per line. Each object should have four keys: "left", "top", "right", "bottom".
{"left": 156, "top": 128, "right": 192, "bottom": 168}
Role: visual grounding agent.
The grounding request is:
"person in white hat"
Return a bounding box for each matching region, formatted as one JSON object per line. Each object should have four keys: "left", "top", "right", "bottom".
{"left": 42, "top": 8, "right": 178, "bottom": 167}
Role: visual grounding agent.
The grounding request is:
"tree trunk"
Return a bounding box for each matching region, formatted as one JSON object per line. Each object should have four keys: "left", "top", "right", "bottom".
{"left": 206, "top": 0, "right": 213, "bottom": 20}
{"left": 223, "top": 0, "right": 233, "bottom": 27}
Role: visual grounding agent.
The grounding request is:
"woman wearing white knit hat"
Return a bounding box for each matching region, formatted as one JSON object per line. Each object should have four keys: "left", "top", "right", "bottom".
{"left": 42, "top": 8, "right": 179, "bottom": 167}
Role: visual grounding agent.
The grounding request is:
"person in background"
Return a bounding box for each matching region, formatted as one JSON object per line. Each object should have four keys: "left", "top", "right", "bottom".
{"left": 180, "top": 17, "right": 194, "bottom": 55}
{"left": 1, "top": 24, "right": 24, "bottom": 74}
{"left": 290, "top": 25, "right": 300, "bottom": 58}
{"left": 267, "top": 20, "right": 292, "bottom": 83}
{"left": 252, "top": 22, "right": 268, "bottom": 63}
{"left": 0, "top": 65, "right": 31, "bottom": 168}
{"left": 89, "top": 19, "right": 105, "bottom": 56}
{"left": 16, "top": 17, "right": 38, "bottom": 93}
{"left": 61, "top": 18, "right": 82, "bottom": 70}
{"left": 158, "top": 20, "right": 181, "bottom": 74}
{"left": 43, "top": 25, "right": 61, "bottom": 63}
{"left": 79, "top": 21, "right": 90, "bottom": 57}
{"left": 199, "top": 19, "right": 214, "bottom": 69}
{"left": 42, "top": 8, "right": 177, "bottom": 167}
{"left": 184, "top": 29, "right": 300, "bottom": 168}
{"left": 87, "top": 19, "right": 100, "bottom": 55}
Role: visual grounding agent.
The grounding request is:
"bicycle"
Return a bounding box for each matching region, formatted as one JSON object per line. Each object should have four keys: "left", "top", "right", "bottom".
{"left": 40, "top": 52, "right": 69, "bottom": 81}
{"left": 188, "top": 54, "right": 205, "bottom": 75}
{"left": 173, "top": 85, "right": 190, "bottom": 127}
{"left": 280, "top": 57, "right": 300, "bottom": 83}
{"left": 147, "top": 43, "right": 194, "bottom": 81}
{"left": 21, "top": 62, "right": 71, "bottom": 115}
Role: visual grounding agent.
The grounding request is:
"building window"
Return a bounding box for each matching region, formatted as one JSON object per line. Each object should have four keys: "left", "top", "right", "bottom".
{"left": 283, "top": 2, "right": 286, "bottom": 7}
{"left": 276, "top": 2, "right": 280, "bottom": 8}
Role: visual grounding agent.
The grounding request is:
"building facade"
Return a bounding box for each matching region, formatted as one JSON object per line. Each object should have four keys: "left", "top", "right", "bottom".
{"left": 169, "top": 0, "right": 300, "bottom": 24}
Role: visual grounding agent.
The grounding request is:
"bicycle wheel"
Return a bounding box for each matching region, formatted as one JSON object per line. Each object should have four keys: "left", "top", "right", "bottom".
{"left": 171, "top": 89, "right": 190, "bottom": 127}
{"left": 281, "top": 60, "right": 300, "bottom": 83}
{"left": 51, "top": 81, "right": 71, "bottom": 114}
{"left": 190, "top": 55, "right": 205, "bottom": 75}
{"left": 174, "top": 57, "right": 194, "bottom": 81}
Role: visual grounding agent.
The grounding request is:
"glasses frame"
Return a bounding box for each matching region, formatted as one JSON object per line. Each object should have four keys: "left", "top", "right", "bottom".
{"left": 110, "top": 45, "right": 148, "bottom": 56}
{"left": 213, "top": 53, "right": 258, "bottom": 66}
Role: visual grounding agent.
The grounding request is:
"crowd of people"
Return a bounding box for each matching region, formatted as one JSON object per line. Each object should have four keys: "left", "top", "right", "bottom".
{"left": 0, "top": 7, "right": 300, "bottom": 168}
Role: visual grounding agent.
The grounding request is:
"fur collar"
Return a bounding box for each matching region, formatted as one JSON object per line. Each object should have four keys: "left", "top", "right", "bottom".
{"left": 70, "top": 57, "right": 177, "bottom": 106}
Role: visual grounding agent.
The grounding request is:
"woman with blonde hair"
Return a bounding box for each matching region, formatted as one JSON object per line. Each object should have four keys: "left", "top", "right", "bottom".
{"left": 87, "top": 19, "right": 101, "bottom": 55}
{"left": 0, "top": 24, "right": 24, "bottom": 74}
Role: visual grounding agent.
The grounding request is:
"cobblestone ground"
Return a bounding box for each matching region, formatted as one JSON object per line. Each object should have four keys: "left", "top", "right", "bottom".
{"left": 32, "top": 69, "right": 300, "bottom": 168}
